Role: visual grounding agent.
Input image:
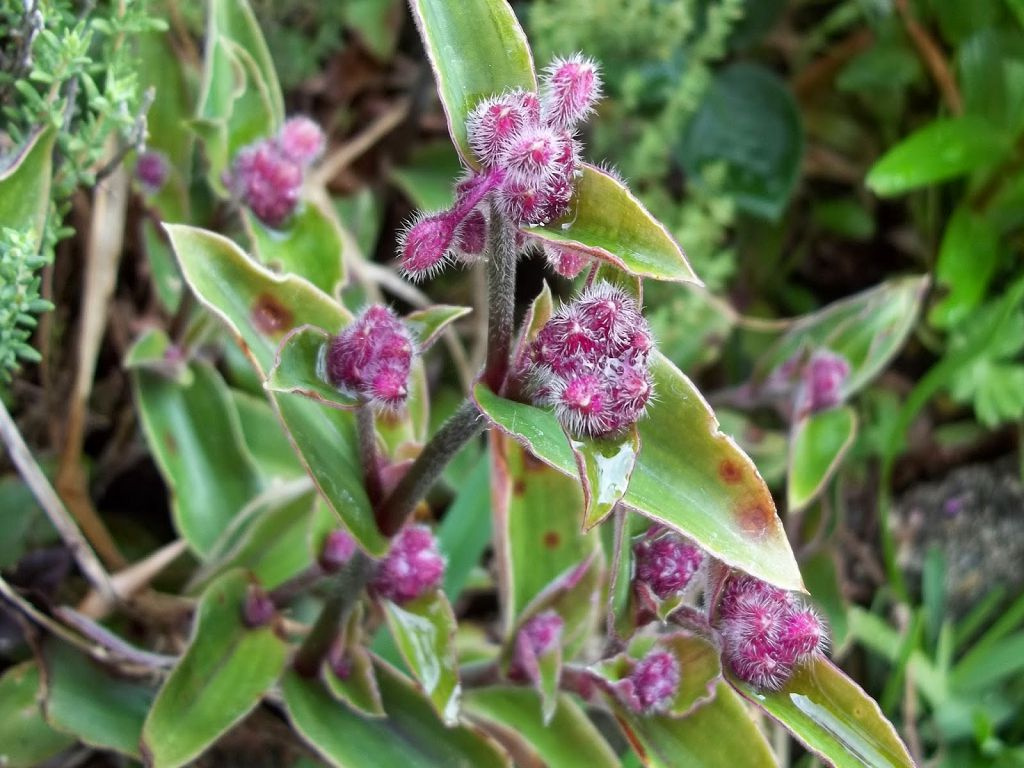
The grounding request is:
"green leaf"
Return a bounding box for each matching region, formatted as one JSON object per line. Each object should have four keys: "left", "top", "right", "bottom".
{"left": 382, "top": 591, "right": 462, "bottom": 725}
{"left": 437, "top": 452, "right": 492, "bottom": 599}
{"left": 409, "top": 0, "right": 536, "bottom": 166}
{"left": 491, "top": 433, "right": 597, "bottom": 626}
{"left": 321, "top": 610, "right": 384, "bottom": 718}
{"left": 958, "top": 28, "right": 1024, "bottom": 133}
{"left": 730, "top": 657, "right": 914, "bottom": 768}
{"left": 464, "top": 687, "right": 620, "bottom": 768}
{"left": 615, "top": 683, "right": 777, "bottom": 768}
{"left": 133, "top": 360, "right": 263, "bottom": 557}
{"left": 787, "top": 406, "right": 857, "bottom": 512}
{"left": 389, "top": 141, "right": 463, "bottom": 210}
{"left": 0, "top": 126, "right": 56, "bottom": 245}
{"left": 406, "top": 305, "right": 473, "bottom": 351}
{"left": 529, "top": 165, "right": 699, "bottom": 284}
{"left": 0, "top": 662, "right": 74, "bottom": 768}
{"left": 866, "top": 117, "right": 1011, "bottom": 196}
{"left": 755, "top": 276, "right": 927, "bottom": 400}
{"left": 477, "top": 352, "right": 803, "bottom": 592}
{"left": 123, "top": 326, "right": 192, "bottom": 385}
{"left": 142, "top": 570, "right": 288, "bottom": 768}
{"left": 165, "top": 225, "right": 384, "bottom": 556}
{"left": 230, "top": 389, "right": 306, "bottom": 480}
{"left": 244, "top": 201, "right": 346, "bottom": 296}
{"left": 282, "top": 665, "right": 509, "bottom": 767}
{"left": 678, "top": 62, "right": 802, "bottom": 221}
{"left": 41, "top": 640, "right": 154, "bottom": 759}
{"left": 930, "top": 204, "right": 1002, "bottom": 328}
{"left": 266, "top": 325, "right": 359, "bottom": 409}
{"left": 571, "top": 429, "right": 640, "bottom": 530}
{"left": 142, "top": 220, "right": 185, "bottom": 313}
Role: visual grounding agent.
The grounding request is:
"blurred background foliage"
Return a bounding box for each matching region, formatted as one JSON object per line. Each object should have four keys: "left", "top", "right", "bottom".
{"left": 2, "top": 0, "right": 1024, "bottom": 766}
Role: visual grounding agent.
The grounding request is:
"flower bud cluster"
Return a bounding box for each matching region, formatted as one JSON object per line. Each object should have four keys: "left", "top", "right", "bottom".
{"left": 325, "top": 305, "right": 416, "bottom": 410}
{"left": 627, "top": 649, "right": 679, "bottom": 713}
{"left": 135, "top": 150, "right": 169, "bottom": 195}
{"left": 798, "top": 350, "right": 850, "bottom": 415}
{"left": 525, "top": 282, "right": 653, "bottom": 437}
{"left": 509, "top": 610, "right": 564, "bottom": 682}
{"left": 718, "top": 574, "right": 827, "bottom": 691}
{"left": 399, "top": 55, "right": 601, "bottom": 281}
{"left": 224, "top": 116, "right": 325, "bottom": 228}
{"left": 371, "top": 524, "right": 446, "bottom": 604}
{"left": 634, "top": 527, "right": 705, "bottom": 600}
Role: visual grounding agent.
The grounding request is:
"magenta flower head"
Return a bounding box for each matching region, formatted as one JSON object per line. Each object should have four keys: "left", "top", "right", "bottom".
{"left": 318, "top": 529, "right": 357, "bottom": 572}
{"left": 634, "top": 529, "right": 705, "bottom": 600}
{"left": 325, "top": 304, "right": 416, "bottom": 410}
{"left": 799, "top": 350, "right": 850, "bottom": 415}
{"left": 509, "top": 610, "right": 564, "bottom": 682}
{"left": 278, "top": 116, "right": 326, "bottom": 166}
{"left": 225, "top": 140, "right": 303, "bottom": 228}
{"left": 526, "top": 282, "right": 653, "bottom": 437}
{"left": 628, "top": 650, "right": 679, "bottom": 713}
{"left": 399, "top": 212, "right": 458, "bottom": 280}
{"left": 717, "top": 573, "right": 827, "bottom": 690}
{"left": 541, "top": 54, "right": 602, "bottom": 131}
{"left": 371, "top": 524, "right": 446, "bottom": 604}
{"left": 135, "top": 150, "right": 168, "bottom": 194}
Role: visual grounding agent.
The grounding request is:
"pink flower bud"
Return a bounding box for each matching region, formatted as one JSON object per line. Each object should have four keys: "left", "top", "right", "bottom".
{"left": 495, "top": 179, "right": 546, "bottom": 225}
{"left": 498, "top": 126, "right": 562, "bottom": 186}
{"left": 510, "top": 610, "right": 564, "bottom": 682}
{"left": 634, "top": 532, "right": 704, "bottom": 600}
{"left": 542, "top": 54, "right": 602, "bottom": 131}
{"left": 554, "top": 373, "right": 611, "bottom": 437}
{"left": 717, "top": 574, "right": 827, "bottom": 691}
{"left": 136, "top": 150, "right": 168, "bottom": 194}
{"left": 455, "top": 208, "right": 488, "bottom": 260}
{"left": 242, "top": 585, "right": 276, "bottom": 628}
{"left": 467, "top": 91, "right": 532, "bottom": 166}
{"left": 576, "top": 283, "right": 644, "bottom": 351}
{"left": 226, "top": 141, "right": 303, "bottom": 228}
{"left": 542, "top": 243, "right": 590, "bottom": 278}
{"left": 399, "top": 212, "right": 458, "bottom": 280}
{"left": 629, "top": 650, "right": 679, "bottom": 713}
{"left": 372, "top": 524, "right": 446, "bottom": 604}
{"left": 800, "top": 350, "right": 850, "bottom": 414}
{"left": 325, "top": 304, "right": 416, "bottom": 410}
{"left": 319, "top": 529, "right": 356, "bottom": 572}
{"left": 278, "top": 116, "right": 325, "bottom": 166}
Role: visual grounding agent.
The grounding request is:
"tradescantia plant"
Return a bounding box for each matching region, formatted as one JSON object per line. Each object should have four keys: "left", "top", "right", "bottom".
{"left": 0, "top": 1, "right": 919, "bottom": 767}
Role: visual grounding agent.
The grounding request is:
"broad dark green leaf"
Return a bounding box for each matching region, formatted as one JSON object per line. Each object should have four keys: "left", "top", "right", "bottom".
{"left": 437, "top": 452, "right": 492, "bottom": 599}
{"left": 866, "top": 117, "right": 1011, "bottom": 196}
{"left": 382, "top": 591, "right": 461, "bottom": 725}
{"left": 571, "top": 429, "right": 640, "bottom": 530}
{"left": 165, "top": 225, "right": 385, "bottom": 555}
{"left": 406, "top": 305, "right": 473, "bottom": 351}
{"left": 42, "top": 640, "right": 154, "bottom": 759}
{"left": 678, "top": 62, "right": 802, "bottom": 220}
{"left": 0, "top": 662, "right": 74, "bottom": 768}
{"left": 464, "top": 687, "right": 620, "bottom": 768}
{"left": 409, "top": 0, "right": 536, "bottom": 165}
{"left": 477, "top": 352, "right": 803, "bottom": 592}
{"left": 787, "top": 406, "right": 857, "bottom": 512}
{"left": 615, "top": 683, "right": 777, "bottom": 768}
{"left": 530, "top": 165, "right": 699, "bottom": 283}
{"left": 282, "top": 665, "right": 509, "bottom": 767}
{"left": 132, "top": 359, "right": 263, "bottom": 558}
{"left": 142, "top": 570, "right": 288, "bottom": 768}
{"left": 244, "top": 201, "right": 346, "bottom": 296}
{"left": 755, "top": 276, "right": 927, "bottom": 400}
{"left": 731, "top": 658, "right": 914, "bottom": 768}
{"left": 0, "top": 126, "right": 56, "bottom": 244}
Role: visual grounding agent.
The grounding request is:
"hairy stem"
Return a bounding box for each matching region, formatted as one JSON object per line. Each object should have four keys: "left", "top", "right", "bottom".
{"left": 483, "top": 202, "right": 517, "bottom": 392}
{"left": 356, "top": 405, "right": 383, "bottom": 507}
{"left": 293, "top": 552, "right": 373, "bottom": 676}
{"left": 375, "top": 399, "right": 483, "bottom": 536}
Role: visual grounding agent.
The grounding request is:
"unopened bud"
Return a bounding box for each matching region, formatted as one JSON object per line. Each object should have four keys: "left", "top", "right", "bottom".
{"left": 801, "top": 350, "right": 850, "bottom": 415}
{"left": 242, "top": 585, "right": 276, "bottom": 628}
{"left": 372, "top": 525, "right": 446, "bottom": 604}
{"left": 226, "top": 141, "right": 303, "bottom": 228}
{"left": 634, "top": 531, "right": 704, "bottom": 600}
{"left": 278, "top": 116, "right": 325, "bottom": 166}
{"left": 136, "top": 150, "right": 168, "bottom": 194}
{"left": 542, "top": 53, "right": 602, "bottom": 131}
{"left": 319, "top": 529, "right": 356, "bottom": 572}
{"left": 510, "top": 610, "right": 564, "bottom": 682}
{"left": 543, "top": 243, "right": 590, "bottom": 278}
{"left": 325, "top": 305, "right": 416, "bottom": 410}
{"left": 629, "top": 650, "right": 679, "bottom": 713}
{"left": 399, "top": 213, "right": 458, "bottom": 280}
